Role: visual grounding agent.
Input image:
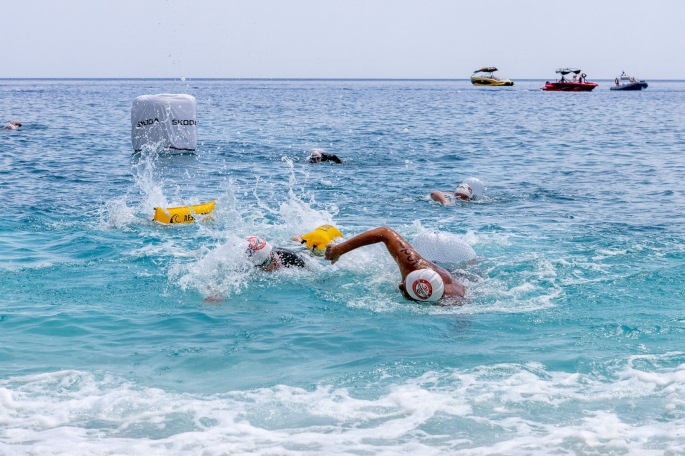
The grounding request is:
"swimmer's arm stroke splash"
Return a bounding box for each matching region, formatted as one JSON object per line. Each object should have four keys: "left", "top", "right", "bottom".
{"left": 325, "top": 227, "right": 465, "bottom": 299}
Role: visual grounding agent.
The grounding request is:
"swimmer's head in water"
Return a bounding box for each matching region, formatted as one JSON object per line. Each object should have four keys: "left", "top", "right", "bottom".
{"left": 402, "top": 269, "right": 445, "bottom": 302}
{"left": 308, "top": 149, "right": 323, "bottom": 162}
{"left": 454, "top": 183, "right": 473, "bottom": 200}
{"left": 245, "top": 236, "right": 273, "bottom": 267}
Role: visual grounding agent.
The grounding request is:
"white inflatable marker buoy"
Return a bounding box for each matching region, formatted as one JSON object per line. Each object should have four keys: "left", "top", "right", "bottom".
{"left": 412, "top": 230, "right": 476, "bottom": 265}
{"left": 131, "top": 94, "right": 197, "bottom": 152}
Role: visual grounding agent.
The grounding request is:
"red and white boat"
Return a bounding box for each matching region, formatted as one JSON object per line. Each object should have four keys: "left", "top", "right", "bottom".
{"left": 542, "top": 68, "right": 598, "bottom": 92}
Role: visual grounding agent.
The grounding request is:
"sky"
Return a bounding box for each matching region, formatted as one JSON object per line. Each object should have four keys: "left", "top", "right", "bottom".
{"left": 2, "top": 0, "right": 684, "bottom": 79}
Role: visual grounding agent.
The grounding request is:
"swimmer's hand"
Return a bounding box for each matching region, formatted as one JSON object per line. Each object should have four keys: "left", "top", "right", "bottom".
{"left": 430, "top": 191, "right": 454, "bottom": 206}
{"left": 325, "top": 244, "right": 340, "bottom": 264}
{"left": 291, "top": 235, "right": 303, "bottom": 243}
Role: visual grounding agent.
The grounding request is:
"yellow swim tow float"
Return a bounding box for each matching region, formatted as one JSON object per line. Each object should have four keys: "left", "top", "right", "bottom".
{"left": 300, "top": 224, "right": 343, "bottom": 255}
{"left": 153, "top": 200, "right": 215, "bottom": 224}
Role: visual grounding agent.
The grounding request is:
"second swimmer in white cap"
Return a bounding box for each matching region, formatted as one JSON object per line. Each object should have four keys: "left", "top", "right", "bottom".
{"left": 430, "top": 177, "right": 484, "bottom": 205}
{"left": 245, "top": 236, "right": 306, "bottom": 271}
{"left": 324, "top": 227, "right": 465, "bottom": 303}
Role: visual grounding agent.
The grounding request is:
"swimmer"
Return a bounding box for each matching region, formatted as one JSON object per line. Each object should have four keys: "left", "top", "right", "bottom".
{"left": 2, "top": 120, "right": 22, "bottom": 130}
{"left": 325, "top": 227, "right": 465, "bottom": 302}
{"left": 430, "top": 177, "right": 484, "bottom": 205}
{"left": 203, "top": 236, "right": 306, "bottom": 303}
{"left": 246, "top": 236, "right": 306, "bottom": 271}
{"left": 307, "top": 148, "right": 342, "bottom": 164}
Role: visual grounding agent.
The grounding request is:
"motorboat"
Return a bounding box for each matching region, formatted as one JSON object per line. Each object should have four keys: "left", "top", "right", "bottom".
{"left": 470, "top": 67, "right": 514, "bottom": 86}
{"left": 610, "top": 71, "right": 648, "bottom": 91}
{"left": 542, "top": 68, "right": 598, "bottom": 91}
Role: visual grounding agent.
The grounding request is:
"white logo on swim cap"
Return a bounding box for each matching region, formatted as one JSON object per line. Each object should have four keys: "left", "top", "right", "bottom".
{"left": 245, "top": 236, "right": 273, "bottom": 265}
{"left": 405, "top": 269, "right": 445, "bottom": 302}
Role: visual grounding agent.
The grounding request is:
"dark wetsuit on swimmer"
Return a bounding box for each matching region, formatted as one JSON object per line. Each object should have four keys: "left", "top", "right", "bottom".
{"left": 273, "top": 248, "right": 306, "bottom": 268}
{"left": 308, "top": 150, "right": 342, "bottom": 164}
{"left": 247, "top": 236, "right": 307, "bottom": 271}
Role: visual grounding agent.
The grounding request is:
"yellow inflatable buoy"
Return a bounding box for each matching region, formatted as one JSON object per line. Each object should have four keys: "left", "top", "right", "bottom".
{"left": 300, "top": 225, "right": 343, "bottom": 255}
{"left": 153, "top": 200, "right": 215, "bottom": 224}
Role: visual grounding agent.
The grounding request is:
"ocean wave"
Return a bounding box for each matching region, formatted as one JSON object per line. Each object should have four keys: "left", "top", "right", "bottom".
{"left": 2, "top": 354, "right": 685, "bottom": 454}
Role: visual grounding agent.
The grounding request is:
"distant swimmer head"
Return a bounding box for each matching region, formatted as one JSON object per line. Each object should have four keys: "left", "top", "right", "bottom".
{"left": 402, "top": 269, "right": 445, "bottom": 302}
{"left": 455, "top": 183, "right": 473, "bottom": 200}
{"left": 308, "top": 149, "right": 323, "bottom": 163}
{"left": 245, "top": 236, "right": 273, "bottom": 267}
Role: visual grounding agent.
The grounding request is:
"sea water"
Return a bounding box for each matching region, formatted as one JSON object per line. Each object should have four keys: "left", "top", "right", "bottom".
{"left": 1, "top": 79, "right": 685, "bottom": 454}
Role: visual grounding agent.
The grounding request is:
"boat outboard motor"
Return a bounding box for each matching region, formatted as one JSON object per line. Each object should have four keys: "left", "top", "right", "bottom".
{"left": 131, "top": 94, "right": 197, "bottom": 152}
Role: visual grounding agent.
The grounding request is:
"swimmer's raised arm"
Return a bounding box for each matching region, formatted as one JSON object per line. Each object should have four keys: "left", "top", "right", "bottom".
{"left": 325, "top": 226, "right": 465, "bottom": 299}
{"left": 326, "top": 227, "right": 427, "bottom": 275}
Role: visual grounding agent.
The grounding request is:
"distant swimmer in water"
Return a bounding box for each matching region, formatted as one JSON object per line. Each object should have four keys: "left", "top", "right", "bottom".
{"left": 430, "top": 177, "right": 484, "bottom": 205}
{"left": 325, "top": 227, "right": 465, "bottom": 303}
{"left": 2, "top": 121, "right": 22, "bottom": 130}
{"left": 246, "top": 236, "right": 306, "bottom": 271}
{"left": 307, "top": 148, "right": 342, "bottom": 164}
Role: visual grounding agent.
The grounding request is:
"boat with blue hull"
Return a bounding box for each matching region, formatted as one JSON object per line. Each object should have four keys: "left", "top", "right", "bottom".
{"left": 611, "top": 71, "right": 648, "bottom": 91}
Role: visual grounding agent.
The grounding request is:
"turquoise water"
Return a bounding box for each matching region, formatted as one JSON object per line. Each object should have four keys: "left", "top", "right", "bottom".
{"left": 2, "top": 79, "right": 685, "bottom": 454}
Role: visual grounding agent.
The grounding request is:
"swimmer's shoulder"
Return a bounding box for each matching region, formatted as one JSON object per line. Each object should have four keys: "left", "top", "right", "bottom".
{"left": 274, "top": 247, "right": 307, "bottom": 268}
{"left": 321, "top": 153, "right": 342, "bottom": 163}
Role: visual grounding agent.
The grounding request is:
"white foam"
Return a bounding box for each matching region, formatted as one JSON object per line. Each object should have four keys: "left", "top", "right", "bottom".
{"left": 170, "top": 235, "right": 252, "bottom": 298}
{"left": 465, "top": 252, "right": 562, "bottom": 314}
{"left": 166, "top": 160, "right": 340, "bottom": 299}
{"left": 2, "top": 354, "right": 685, "bottom": 454}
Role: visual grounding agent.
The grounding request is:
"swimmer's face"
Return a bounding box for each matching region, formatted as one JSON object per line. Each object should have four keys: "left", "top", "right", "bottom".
{"left": 258, "top": 252, "right": 280, "bottom": 271}
{"left": 454, "top": 184, "right": 473, "bottom": 200}
{"left": 398, "top": 282, "right": 417, "bottom": 301}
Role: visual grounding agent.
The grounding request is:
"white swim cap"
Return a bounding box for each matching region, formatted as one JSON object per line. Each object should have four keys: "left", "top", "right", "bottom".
{"left": 462, "top": 177, "right": 484, "bottom": 198}
{"left": 245, "top": 236, "right": 273, "bottom": 266}
{"left": 455, "top": 183, "right": 473, "bottom": 200}
{"left": 404, "top": 269, "right": 444, "bottom": 302}
{"left": 309, "top": 149, "right": 322, "bottom": 159}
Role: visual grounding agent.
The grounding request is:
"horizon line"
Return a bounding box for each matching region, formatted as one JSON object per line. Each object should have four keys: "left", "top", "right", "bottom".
{"left": 1, "top": 77, "right": 683, "bottom": 82}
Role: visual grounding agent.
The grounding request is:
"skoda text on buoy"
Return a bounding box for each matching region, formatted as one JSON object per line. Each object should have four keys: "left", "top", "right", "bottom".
{"left": 131, "top": 94, "right": 198, "bottom": 152}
